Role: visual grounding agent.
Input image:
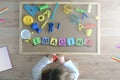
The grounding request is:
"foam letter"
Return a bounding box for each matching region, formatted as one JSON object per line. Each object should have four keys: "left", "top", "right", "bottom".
{"left": 71, "top": 14, "right": 80, "bottom": 24}
{"left": 41, "top": 37, "right": 50, "bottom": 45}
{"left": 32, "top": 37, "right": 41, "bottom": 46}
{"left": 50, "top": 38, "right": 58, "bottom": 46}
{"left": 43, "top": 10, "right": 51, "bottom": 18}
{"left": 76, "top": 38, "right": 84, "bottom": 46}
{"left": 50, "top": 3, "right": 59, "bottom": 20}
{"left": 58, "top": 38, "right": 66, "bottom": 46}
{"left": 67, "top": 38, "right": 75, "bottom": 46}
{"left": 24, "top": 4, "right": 39, "bottom": 16}
{"left": 85, "top": 38, "right": 92, "bottom": 47}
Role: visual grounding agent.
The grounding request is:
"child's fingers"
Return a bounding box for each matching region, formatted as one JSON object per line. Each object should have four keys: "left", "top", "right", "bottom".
{"left": 57, "top": 54, "right": 65, "bottom": 64}
{"left": 47, "top": 53, "right": 54, "bottom": 62}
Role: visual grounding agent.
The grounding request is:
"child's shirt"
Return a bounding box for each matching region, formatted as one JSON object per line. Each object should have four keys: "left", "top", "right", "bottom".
{"left": 32, "top": 56, "right": 79, "bottom": 80}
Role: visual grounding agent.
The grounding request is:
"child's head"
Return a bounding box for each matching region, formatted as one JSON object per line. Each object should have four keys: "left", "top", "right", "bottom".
{"left": 41, "top": 63, "right": 70, "bottom": 80}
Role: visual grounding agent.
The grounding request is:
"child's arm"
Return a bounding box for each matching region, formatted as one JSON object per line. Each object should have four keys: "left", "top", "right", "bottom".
{"left": 32, "top": 56, "right": 52, "bottom": 80}
{"left": 63, "top": 60, "right": 79, "bottom": 80}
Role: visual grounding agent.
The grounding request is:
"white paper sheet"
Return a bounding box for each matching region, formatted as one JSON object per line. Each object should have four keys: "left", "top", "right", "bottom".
{"left": 0, "top": 47, "right": 12, "bottom": 72}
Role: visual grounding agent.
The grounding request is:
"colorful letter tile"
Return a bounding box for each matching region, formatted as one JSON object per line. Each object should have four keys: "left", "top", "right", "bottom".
{"left": 50, "top": 38, "right": 58, "bottom": 46}
{"left": 58, "top": 38, "right": 66, "bottom": 46}
{"left": 41, "top": 37, "right": 50, "bottom": 45}
{"left": 85, "top": 39, "right": 92, "bottom": 47}
{"left": 76, "top": 38, "right": 84, "bottom": 46}
{"left": 67, "top": 38, "right": 75, "bottom": 46}
{"left": 32, "top": 37, "right": 41, "bottom": 46}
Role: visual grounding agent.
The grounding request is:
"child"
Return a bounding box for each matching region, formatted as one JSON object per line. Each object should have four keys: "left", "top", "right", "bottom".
{"left": 32, "top": 54, "right": 79, "bottom": 80}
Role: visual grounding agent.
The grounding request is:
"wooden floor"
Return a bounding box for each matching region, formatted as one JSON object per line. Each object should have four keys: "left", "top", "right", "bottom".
{"left": 0, "top": 0, "right": 120, "bottom": 80}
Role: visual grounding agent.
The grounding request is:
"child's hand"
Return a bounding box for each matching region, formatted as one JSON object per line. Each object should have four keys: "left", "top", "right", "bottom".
{"left": 47, "top": 54, "right": 54, "bottom": 63}
{"left": 57, "top": 54, "right": 65, "bottom": 64}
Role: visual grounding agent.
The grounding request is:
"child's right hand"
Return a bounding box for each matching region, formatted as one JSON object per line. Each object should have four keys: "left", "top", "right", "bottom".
{"left": 57, "top": 54, "right": 65, "bottom": 64}
{"left": 47, "top": 54, "right": 54, "bottom": 63}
